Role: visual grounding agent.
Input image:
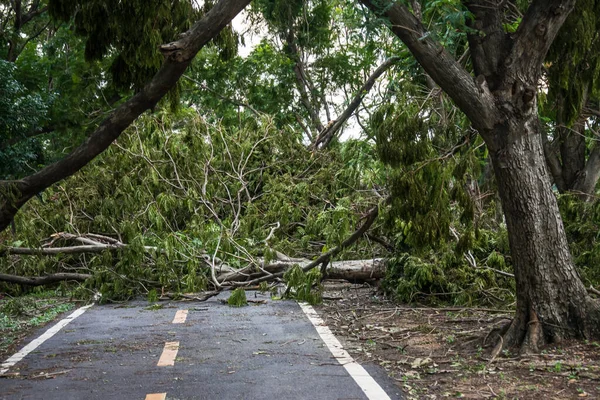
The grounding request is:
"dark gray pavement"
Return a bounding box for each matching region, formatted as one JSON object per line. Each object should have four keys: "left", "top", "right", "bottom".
{"left": 0, "top": 293, "right": 401, "bottom": 399}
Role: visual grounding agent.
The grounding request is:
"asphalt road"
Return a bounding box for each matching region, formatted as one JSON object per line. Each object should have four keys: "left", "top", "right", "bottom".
{"left": 0, "top": 292, "right": 401, "bottom": 399}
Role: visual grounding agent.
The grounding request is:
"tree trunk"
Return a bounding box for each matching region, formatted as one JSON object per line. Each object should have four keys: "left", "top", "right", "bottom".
{"left": 489, "top": 116, "right": 600, "bottom": 352}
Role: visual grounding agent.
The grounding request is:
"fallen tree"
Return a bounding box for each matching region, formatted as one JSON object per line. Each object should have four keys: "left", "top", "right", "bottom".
{"left": 218, "top": 258, "right": 385, "bottom": 285}
{"left": 0, "top": 204, "right": 387, "bottom": 292}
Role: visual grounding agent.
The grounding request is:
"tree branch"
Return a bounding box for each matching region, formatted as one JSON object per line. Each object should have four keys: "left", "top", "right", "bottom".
{"left": 2, "top": 244, "right": 122, "bottom": 256}
{"left": 541, "top": 122, "right": 565, "bottom": 191}
{"left": 507, "top": 0, "right": 576, "bottom": 82}
{"left": 312, "top": 56, "right": 400, "bottom": 150}
{"left": 0, "top": 0, "right": 252, "bottom": 233}
{"left": 464, "top": 1, "right": 510, "bottom": 90}
{"left": 285, "top": 29, "right": 324, "bottom": 136}
{"left": 573, "top": 143, "right": 600, "bottom": 198}
{"left": 358, "top": 0, "right": 496, "bottom": 132}
{"left": 232, "top": 202, "right": 382, "bottom": 287}
{"left": 0, "top": 272, "right": 91, "bottom": 286}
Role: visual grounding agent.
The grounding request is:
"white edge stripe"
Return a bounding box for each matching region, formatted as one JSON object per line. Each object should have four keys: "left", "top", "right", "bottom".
{"left": 298, "top": 302, "right": 392, "bottom": 400}
{"left": 0, "top": 303, "right": 93, "bottom": 375}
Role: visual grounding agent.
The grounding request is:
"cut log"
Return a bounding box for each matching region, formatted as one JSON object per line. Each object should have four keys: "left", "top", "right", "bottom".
{"left": 326, "top": 259, "right": 386, "bottom": 282}
{"left": 218, "top": 258, "right": 385, "bottom": 284}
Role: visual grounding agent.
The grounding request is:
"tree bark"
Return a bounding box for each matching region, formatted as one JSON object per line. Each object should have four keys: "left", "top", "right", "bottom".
{"left": 0, "top": 0, "right": 251, "bottom": 233}
{"left": 544, "top": 86, "right": 600, "bottom": 199}
{"left": 489, "top": 116, "right": 600, "bottom": 351}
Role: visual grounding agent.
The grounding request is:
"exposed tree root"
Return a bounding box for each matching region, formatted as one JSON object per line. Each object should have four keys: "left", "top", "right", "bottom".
{"left": 520, "top": 308, "right": 544, "bottom": 355}
{"left": 486, "top": 307, "right": 564, "bottom": 357}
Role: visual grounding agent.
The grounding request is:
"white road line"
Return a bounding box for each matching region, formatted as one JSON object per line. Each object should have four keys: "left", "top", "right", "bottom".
{"left": 157, "top": 341, "right": 179, "bottom": 366}
{"left": 172, "top": 309, "right": 188, "bottom": 324}
{"left": 0, "top": 303, "right": 93, "bottom": 375}
{"left": 299, "top": 302, "right": 392, "bottom": 400}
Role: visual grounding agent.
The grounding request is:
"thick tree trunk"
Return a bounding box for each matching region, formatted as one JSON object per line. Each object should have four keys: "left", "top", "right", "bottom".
{"left": 489, "top": 117, "right": 600, "bottom": 352}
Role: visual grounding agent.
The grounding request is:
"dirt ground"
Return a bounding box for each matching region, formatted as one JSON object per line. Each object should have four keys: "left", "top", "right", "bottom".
{"left": 316, "top": 282, "right": 600, "bottom": 400}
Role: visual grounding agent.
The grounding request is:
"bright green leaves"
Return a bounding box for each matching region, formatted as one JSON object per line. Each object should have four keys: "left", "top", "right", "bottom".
{"left": 283, "top": 265, "right": 322, "bottom": 304}
{"left": 420, "top": 0, "right": 473, "bottom": 54}
{"left": 253, "top": 0, "right": 333, "bottom": 51}
{"left": 227, "top": 288, "right": 248, "bottom": 306}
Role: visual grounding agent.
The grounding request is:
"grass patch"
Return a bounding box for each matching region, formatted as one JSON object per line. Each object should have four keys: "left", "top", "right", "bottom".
{"left": 0, "top": 290, "right": 75, "bottom": 356}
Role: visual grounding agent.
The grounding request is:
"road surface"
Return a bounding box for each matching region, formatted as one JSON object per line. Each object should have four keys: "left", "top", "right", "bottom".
{"left": 1, "top": 292, "right": 401, "bottom": 399}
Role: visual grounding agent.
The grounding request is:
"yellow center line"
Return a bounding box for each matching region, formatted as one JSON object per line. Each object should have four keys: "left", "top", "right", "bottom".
{"left": 157, "top": 341, "right": 179, "bottom": 367}
{"left": 172, "top": 309, "right": 188, "bottom": 324}
{"left": 145, "top": 394, "right": 166, "bottom": 400}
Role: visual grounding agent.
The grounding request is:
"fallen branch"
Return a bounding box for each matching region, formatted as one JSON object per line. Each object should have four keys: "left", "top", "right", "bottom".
{"left": 159, "top": 290, "right": 222, "bottom": 302}
{"left": 2, "top": 244, "right": 123, "bottom": 256}
{"left": 231, "top": 203, "right": 381, "bottom": 287}
{"left": 312, "top": 57, "right": 400, "bottom": 150}
{"left": 30, "top": 369, "right": 72, "bottom": 380}
{"left": 2, "top": 232, "right": 159, "bottom": 256}
{"left": 0, "top": 272, "right": 91, "bottom": 286}
{"left": 588, "top": 285, "right": 600, "bottom": 297}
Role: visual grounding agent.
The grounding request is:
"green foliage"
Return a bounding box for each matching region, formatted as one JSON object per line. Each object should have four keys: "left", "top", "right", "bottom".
{"left": 373, "top": 100, "right": 479, "bottom": 249}
{"left": 381, "top": 225, "right": 514, "bottom": 306}
{"left": 11, "top": 0, "right": 599, "bottom": 315}
{"left": 546, "top": 0, "right": 600, "bottom": 125}
{"left": 252, "top": 0, "right": 332, "bottom": 51}
{"left": 372, "top": 70, "right": 515, "bottom": 306}
{"left": 48, "top": 0, "right": 198, "bottom": 90}
{"left": 559, "top": 194, "right": 600, "bottom": 287}
{"left": 1, "top": 22, "right": 123, "bottom": 179}
{"left": 0, "top": 291, "right": 74, "bottom": 353}
{"left": 147, "top": 289, "right": 159, "bottom": 302}
{"left": 227, "top": 288, "right": 248, "bottom": 307}
{"left": 3, "top": 106, "right": 379, "bottom": 300}
{"left": 0, "top": 60, "right": 49, "bottom": 178}
{"left": 283, "top": 265, "right": 322, "bottom": 305}
{"left": 420, "top": 0, "right": 473, "bottom": 54}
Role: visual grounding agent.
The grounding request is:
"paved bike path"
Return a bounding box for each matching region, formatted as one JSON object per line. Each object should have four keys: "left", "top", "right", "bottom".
{"left": 0, "top": 293, "right": 401, "bottom": 399}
